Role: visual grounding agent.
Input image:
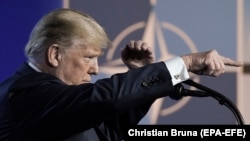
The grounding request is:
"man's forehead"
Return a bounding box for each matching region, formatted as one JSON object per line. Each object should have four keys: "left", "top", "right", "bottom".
{"left": 78, "top": 45, "right": 103, "bottom": 55}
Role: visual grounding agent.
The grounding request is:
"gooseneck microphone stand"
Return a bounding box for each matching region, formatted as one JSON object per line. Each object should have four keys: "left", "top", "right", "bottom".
{"left": 172, "top": 79, "right": 245, "bottom": 125}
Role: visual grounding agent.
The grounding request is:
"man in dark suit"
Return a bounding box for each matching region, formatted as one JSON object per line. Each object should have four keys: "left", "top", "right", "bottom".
{"left": 0, "top": 8, "right": 242, "bottom": 141}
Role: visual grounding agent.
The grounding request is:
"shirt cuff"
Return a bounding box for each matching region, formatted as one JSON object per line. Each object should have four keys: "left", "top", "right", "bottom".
{"left": 164, "top": 56, "right": 190, "bottom": 86}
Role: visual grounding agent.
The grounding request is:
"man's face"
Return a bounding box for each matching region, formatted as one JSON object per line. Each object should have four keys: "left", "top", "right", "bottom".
{"left": 56, "top": 44, "right": 102, "bottom": 85}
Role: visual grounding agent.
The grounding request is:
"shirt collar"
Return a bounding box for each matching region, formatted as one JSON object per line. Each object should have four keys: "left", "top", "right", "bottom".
{"left": 28, "top": 62, "right": 41, "bottom": 72}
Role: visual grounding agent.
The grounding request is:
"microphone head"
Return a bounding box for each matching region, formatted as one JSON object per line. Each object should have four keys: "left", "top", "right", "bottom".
{"left": 170, "top": 83, "right": 185, "bottom": 100}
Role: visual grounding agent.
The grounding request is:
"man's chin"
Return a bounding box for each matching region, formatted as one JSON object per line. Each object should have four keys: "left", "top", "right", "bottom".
{"left": 81, "top": 81, "right": 90, "bottom": 84}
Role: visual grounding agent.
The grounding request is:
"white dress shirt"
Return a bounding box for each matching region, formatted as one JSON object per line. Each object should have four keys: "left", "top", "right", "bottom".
{"left": 164, "top": 56, "right": 190, "bottom": 85}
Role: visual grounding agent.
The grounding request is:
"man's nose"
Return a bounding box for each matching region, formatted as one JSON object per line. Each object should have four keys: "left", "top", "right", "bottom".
{"left": 89, "top": 59, "right": 98, "bottom": 75}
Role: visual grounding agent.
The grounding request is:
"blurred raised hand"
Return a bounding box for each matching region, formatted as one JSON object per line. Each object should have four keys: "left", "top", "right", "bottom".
{"left": 121, "top": 40, "right": 155, "bottom": 69}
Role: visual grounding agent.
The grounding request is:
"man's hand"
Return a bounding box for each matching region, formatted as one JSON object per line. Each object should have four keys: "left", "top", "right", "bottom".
{"left": 121, "top": 40, "right": 155, "bottom": 69}
{"left": 181, "top": 50, "right": 243, "bottom": 77}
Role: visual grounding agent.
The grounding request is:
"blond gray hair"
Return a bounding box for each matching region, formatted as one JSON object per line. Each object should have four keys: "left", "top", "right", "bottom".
{"left": 25, "top": 8, "right": 110, "bottom": 60}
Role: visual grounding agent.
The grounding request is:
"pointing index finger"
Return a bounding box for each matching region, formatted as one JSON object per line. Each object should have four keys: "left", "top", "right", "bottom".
{"left": 221, "top": 56, "right": 243, "bottom": 67}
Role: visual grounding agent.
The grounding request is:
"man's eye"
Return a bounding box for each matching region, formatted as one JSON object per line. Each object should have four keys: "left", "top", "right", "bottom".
{"left": 83, "top": 56, "right": 96, "bottom": 61}
{"left": 85, "top": 56, "right": 94, "bottom": 59}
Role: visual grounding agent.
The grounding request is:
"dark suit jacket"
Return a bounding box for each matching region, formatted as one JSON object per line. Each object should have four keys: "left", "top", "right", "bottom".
{"left": 0, "top": 61, "right": 174, "bottom": 141}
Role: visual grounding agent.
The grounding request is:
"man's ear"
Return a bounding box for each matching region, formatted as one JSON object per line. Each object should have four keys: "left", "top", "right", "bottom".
{"left": 47, "top": 44, "right": 62, "bottom": 67}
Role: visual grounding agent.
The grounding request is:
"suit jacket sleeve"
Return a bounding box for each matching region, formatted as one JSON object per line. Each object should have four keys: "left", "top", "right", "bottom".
{"left": 9, "top": 61, "right": 175, "bottom": 139}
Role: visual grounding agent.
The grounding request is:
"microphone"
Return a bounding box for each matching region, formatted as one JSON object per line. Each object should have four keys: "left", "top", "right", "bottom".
{"left": 170, "top": 83, "right": 208, "bottom": 100}
{"left": 170, "top": 79, "right": 245, "bottom": 125}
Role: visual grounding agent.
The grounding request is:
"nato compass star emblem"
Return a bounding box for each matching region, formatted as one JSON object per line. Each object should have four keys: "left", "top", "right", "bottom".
{"left": 98, "top": 0, "right": 199, "bottom": 124}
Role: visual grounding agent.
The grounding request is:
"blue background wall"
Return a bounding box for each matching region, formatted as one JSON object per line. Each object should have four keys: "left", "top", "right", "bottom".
{"left": 0, "top": 1, "right": 62, "bottom": 81}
